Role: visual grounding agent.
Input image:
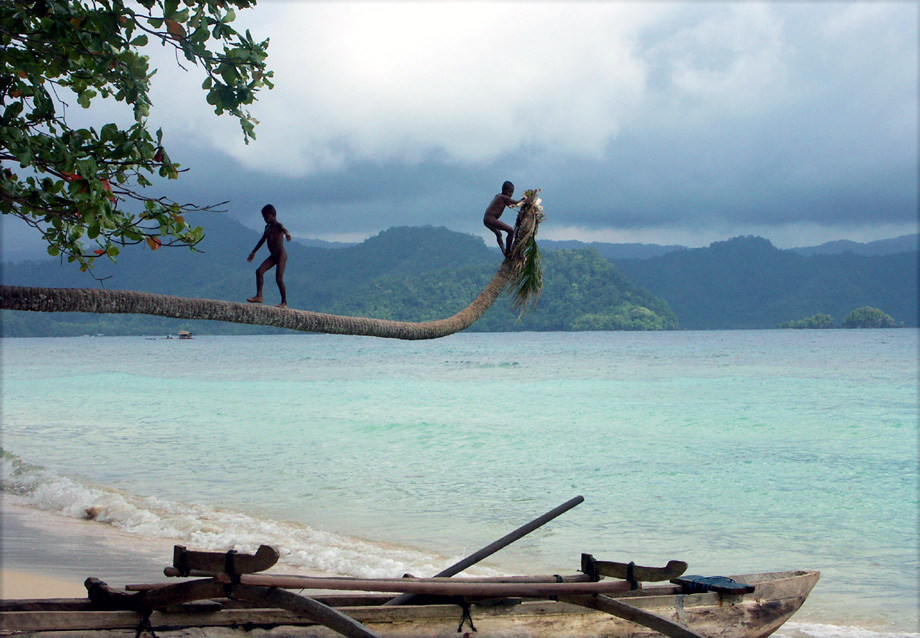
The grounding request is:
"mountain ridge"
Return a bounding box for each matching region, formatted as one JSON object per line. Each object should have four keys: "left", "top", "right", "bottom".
{"left": 1, "top": 220, "right": 914, "bottom": 334}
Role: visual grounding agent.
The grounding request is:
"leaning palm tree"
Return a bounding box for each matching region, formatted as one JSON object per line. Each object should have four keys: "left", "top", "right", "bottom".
{"left": 1, "top": 198, "right": 545, "bottom": 341}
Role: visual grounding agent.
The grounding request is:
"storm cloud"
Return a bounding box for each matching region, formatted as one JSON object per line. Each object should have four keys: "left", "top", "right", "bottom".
{"left": 2, "top": 2, "right": 917, "bottom": 259}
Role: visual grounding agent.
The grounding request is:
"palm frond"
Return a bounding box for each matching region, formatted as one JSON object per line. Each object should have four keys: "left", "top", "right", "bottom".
{"left": 509, "top": 235, "right": 543, "bottom": 318}
{"left": 507, "top": 189, "right": 545, "bottom": 318}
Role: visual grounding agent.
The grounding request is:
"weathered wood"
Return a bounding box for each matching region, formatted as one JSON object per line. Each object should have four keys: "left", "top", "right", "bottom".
{"left": 138, "top": 580, "right": 226, "bottom": 611}
{"left": 85, "top": 577, "right": 225, "bottom": 613}
{"left": 0, "top": 570, "right": 821, "bottom": 637}
{"left": 386, "top": 495, "right": 584, "bottom": 606}
{"left": 559, "top": 593, "right": 707, "bottom": 638}
{"left": 0, "top": 599, "right": 92, "bottom": 612}
{"left": 171, "top": 544, "right": 278, "bottom": 576}
{"left": 0, "top": 610, "right": 143, "bottom": 632}
{"left": 236, "top": 573, "right": 635, "bottom": 597}
{"left": 233, "top": 584, "right": 382, "bottom": 638}
{"left": 130, "top": 573, "right": 595, "bottom": 591}
{"left": 83, "top": 578, "right": 137, "bottom": 610}
{"left": 582, "top": 554, "right": 689, "bottom": 582}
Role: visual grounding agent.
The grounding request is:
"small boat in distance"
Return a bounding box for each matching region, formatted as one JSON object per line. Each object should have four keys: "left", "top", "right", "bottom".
{"left": 177, "top": 330, "right": 192, "bottom": 339}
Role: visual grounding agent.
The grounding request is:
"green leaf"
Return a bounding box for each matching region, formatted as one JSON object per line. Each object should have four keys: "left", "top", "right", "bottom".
{"left": 3, "top": 0, "right": 271, "bottom": 270}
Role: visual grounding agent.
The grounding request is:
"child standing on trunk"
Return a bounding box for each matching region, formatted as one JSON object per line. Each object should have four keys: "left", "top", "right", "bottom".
{"left": 247, "top": 204, "right": 292, "bottom": 308}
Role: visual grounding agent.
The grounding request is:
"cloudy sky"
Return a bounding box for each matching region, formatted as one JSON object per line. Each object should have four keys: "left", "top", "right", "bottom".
{"left": 3, "top": 2, "right": 918, "bottom": 260}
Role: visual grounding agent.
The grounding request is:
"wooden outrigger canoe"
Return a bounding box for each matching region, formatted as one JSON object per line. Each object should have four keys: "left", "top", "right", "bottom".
{"left": 0, "top": 498, "right": 819, "bottom": 638}
{"left": 0, "top": 562, "right": 818, "bottom": 638}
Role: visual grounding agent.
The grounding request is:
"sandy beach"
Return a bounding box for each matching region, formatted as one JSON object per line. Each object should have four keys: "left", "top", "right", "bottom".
{"left": 1, "top": 500, "right": 176, "bottom": 599}
{"left": 1, "top": 500, "right": 336, "bottom": 601}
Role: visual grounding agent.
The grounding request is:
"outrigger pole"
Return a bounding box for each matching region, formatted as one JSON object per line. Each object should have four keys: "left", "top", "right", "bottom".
{"left": 386, "top": 494, "right": 585, "bottom": 606}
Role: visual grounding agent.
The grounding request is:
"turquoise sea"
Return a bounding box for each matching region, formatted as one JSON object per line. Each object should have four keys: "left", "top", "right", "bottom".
{"left": 1, "top": 330, "right": 917, "bottom": 635}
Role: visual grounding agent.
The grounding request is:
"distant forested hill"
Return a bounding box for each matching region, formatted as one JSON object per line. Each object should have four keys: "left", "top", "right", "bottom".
{"left": 330, "top": 248, "right": 678, "bottom": 332}
{"left": 539, "top": 239, "right": 687, "bottom": 260}
{"left": 1, "top": 217, "right": 676, "bottom": 335}
{"left": 613, "top": 236, "right": 918, "bottom": 329}
{"left": 790, "top": 234, "right": 917, "bottom": 256}
{"left": 538, "top": 233, "right": 918, "bottom": 260}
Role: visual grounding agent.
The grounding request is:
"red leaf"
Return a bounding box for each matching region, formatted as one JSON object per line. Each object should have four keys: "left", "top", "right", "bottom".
{"left": 101, "top": 178, "right": 116, "bottom": 201}
{"left": 165, "top": 19, "right": 186, "bottom": 39}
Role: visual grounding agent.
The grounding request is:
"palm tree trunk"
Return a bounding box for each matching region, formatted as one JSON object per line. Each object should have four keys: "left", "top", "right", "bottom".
{"left": 0, "top": 208, "right": 545, "bottom": 340}
{"left": 1, "top": 260, "right": 514, "bottom": 340}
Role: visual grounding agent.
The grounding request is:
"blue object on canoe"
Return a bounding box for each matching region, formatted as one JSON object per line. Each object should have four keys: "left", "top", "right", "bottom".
{"left": 672, "top": 575, "right": 756, "bottom": 595}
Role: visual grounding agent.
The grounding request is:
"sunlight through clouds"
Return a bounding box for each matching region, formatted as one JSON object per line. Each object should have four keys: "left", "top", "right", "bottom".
{"left": 165, "top": 3, "right": 666, "bottom": 175}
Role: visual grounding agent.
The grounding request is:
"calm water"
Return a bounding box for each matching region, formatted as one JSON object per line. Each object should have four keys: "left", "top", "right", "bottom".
{"left": 1, "top": 330, "right": 917, "bottom": 634}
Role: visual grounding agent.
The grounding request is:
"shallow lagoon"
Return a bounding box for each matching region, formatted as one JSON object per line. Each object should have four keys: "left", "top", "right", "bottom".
{"left": 2, "top": 329, "right": 917, "bottom": 633}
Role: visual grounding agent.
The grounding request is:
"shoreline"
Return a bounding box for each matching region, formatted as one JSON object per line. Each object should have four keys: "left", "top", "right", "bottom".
{"left": 1, "top": 501, "right": 176, "bottom": 599}
{"left": 2, "top": 502, "right": 919, "bottom": 637}
{"left": 0, "top": 500, "right": 335, "bottom": 601}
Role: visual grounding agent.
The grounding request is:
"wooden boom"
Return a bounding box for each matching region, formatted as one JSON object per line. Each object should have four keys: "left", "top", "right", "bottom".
{"left": 132, "top": 574, "right": 635, "bottom": 597}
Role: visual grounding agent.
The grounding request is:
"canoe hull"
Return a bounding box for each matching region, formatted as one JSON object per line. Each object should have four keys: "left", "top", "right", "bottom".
{"left": 0, "top": 570, "right": 819, "bottom": 638}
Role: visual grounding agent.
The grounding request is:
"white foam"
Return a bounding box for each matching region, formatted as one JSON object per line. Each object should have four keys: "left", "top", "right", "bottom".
{"left": 0, "top": 450, "right": 501, "bottom": 579}
{"left": 778, "top": 623, "right": 920, "bottom": 638}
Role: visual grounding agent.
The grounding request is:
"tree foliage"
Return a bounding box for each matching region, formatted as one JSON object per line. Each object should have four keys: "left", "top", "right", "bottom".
{"left": 329, "top": 246, "right": 679, "bottom": 332}
{"left": 777, "top": 313, "right": 834, "bottom": 329}
{"left": 841, "top": 306, "right": 898, "bottom": 329}
{"left": 615, "top": 236, "right": 917, "bottom": 329}
{"left": 0, "top": 0, "right": 272, "bottom": 270}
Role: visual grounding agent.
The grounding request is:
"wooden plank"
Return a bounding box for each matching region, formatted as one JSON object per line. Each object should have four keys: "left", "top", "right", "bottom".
{"left": 558, "top": 593, "right": 708, "bottom": 638}
{"left": 233, "top": 584, "right": 382, "bottom": 638}
{"left": 237, "top": 574, "right": 634, "bottom": 597}
{"left": 582, "top": 554, "right": 688, "bottom": 582}
{"left": 0, "top": 610, "right": 141, "bottom": 632}
{"left": 0, "top": 600, "right": 573, "bottom": 633}
{"left": 86, "top": 577, "right": 225, "bottom": 613}
{"left": 171, "top": 544, "right": 278, "bottom": 575}
{"left": 129, "top": 573, "right": 595, "bottom": 591}
{"left": 0, "top": 599, "right": 93, "bottom": 612}
{"left": 386, "top": 495, "right": 584, "bottom": 606}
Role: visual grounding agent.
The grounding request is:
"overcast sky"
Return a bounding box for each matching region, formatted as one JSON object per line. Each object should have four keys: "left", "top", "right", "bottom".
{"left": 2, "top": 2, "right": 918, "bottom": 261}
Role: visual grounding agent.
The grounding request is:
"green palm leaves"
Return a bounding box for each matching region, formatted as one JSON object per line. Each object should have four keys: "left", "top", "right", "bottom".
{"left": 507, "top": 189, "right": 545, "bottom": 317}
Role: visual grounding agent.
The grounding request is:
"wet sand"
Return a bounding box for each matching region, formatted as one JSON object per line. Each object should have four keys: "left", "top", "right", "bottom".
{"left": 1, "top": 501, "right": 333, "bottom": 600}
{"left": 1, "top": 501, "right": 174, "bottom": 599}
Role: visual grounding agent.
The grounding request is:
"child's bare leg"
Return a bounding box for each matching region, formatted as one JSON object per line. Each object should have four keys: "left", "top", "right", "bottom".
{"left": 248, "top": 257, "right": 275, "bottom": 303}
{"left": 493, "top": 231, "right": 506, "bottom": 256}
{"left": 485, "top": 218, "right": 514, "bottom": 257}
{"left": 274, "top": 253, "right": 288, "bottom": 307}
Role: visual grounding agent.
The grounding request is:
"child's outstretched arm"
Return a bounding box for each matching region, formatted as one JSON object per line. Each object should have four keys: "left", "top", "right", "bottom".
{"left": 504, "top": 194, "right": 527, "bottom": 209}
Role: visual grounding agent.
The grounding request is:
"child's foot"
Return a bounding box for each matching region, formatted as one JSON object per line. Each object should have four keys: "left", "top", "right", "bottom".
{"left": 247, "top": 296, "right": 263, "bottom": 303}
{"left": 275, "top": 302, "right": 287, "bottom": 309}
